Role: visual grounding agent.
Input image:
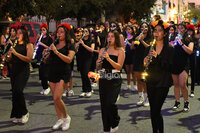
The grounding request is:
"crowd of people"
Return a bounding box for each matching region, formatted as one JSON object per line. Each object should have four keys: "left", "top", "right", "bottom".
{"left": 1, "top": 15, "right": 200, "bottom": 133}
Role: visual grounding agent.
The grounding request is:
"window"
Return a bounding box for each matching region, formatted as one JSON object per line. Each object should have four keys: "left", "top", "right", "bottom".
{"left": 24, "top": 24, "right": 33, "bottom": 37}
{"left": 33, "top": 24, "right": 40, "bottom": 35}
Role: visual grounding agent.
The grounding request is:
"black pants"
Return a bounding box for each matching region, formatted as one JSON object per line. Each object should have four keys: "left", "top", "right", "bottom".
{"left": 39, "top": 63, "right": 49, "bottom": 90}
{"left": 79, "top": 57, "right": 92, "bottom": 92}
{"left": 99, "top": 78, "right": 121, "bottom": 132}
{"left": 147, "top": 86, "right": 169, "bottom": 133}
{"left": 10, "top": 65, "right": 29, "bottom": 118}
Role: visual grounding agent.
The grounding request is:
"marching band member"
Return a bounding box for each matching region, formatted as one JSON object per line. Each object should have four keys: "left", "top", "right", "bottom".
{"left": 145, "top": 20, "right": 173, "bottom": 133}
{"left": 0, "top": 26, "right": 10, "bottom": 79}
{"left": 187, "top": 24, "right": 198, "bottom": 97}
{"left": 171, "top": 23, "right": 194, "bottom": 112}
{"left": 194, "top": 23, "right": 200, "bottom": 85}
{"left": 123, "top": 25, "right": 137, "bottom": 91}
{"left": 36, "top": 23, "right": 53, "bottom": 95}
{"left": 168, "top": 24, "right": 177, "bottom": 45}
{"left": 110, "top": 21, "right": 125, "bottom": 49}
{"left": 132, "top": 22, "right": 151, "bottom": 106}
{"left": 45, "top": 23, "right": 75, "bottom": 130}
{"left": 98, "top": 30, "right": 125, "bottom": 133}
{"left": 4, "top": 25, "right": 18, "bottom": 79}
{"left": 63, "top": 27, "right": 76, "bottom": 97}
{"left": 76, "top": 28, "right": 95, "bottom": 97}
{"left": 9, "top": 25, "right": 33, "bottom": 124}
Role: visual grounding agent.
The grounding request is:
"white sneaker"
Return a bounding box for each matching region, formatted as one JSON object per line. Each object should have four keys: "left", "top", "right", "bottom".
{"left": 79, "top": 92, "right": 86, "bottom": 97}
{"left": 40, "top": 89, "right": 45, "bottom": 95}
{"left": 91, "top": 83, "right": 97, "bottom": 87}
{"left": 62, "top": 115, "right": 71, "bottom": 131}
{"left": 144, "top": 98, "right": 149, "bottom": 107}
{"left": 123, "top": 85, "right": 131, "bottom": 90}
{"left": 132, "top": 85, "right": 138, "bottom": 91}
{"left": 21, "top": 112, "right": 29, "bottom": 124}
{"left": 190, "top": 93, "right": 194, "bottom": 97}
{"left": 52, "top": 119, "right": 63, "bottom": 130}
{"left": 117, "top": 95, "right": 120, "bottom": 102}
{"left": 43, "top": 87, "right": 50, "bottom": 95}
{"left": 12, "top": 118, "right": 22, "bottom": 123}
{"left": 137, "top": 96, "right": 144, "bottom": 106}
{"left": 86, "top": 92, "right": 92, "bottom": 97}
{"left": 68, "top": 90, "right": 74, "bottom": 97}
{"left": 110, "top": 126, "right": 119, "bottom": 133}
{"left": 63, "top": 90, "right": 68, "bottom": 97}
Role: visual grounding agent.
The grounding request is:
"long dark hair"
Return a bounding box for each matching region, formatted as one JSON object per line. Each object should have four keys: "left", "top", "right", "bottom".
{"left": 137, "top": 22, "right": 152, "bottom": 41}
{"left": 17, "top": 26, "right": 30, "bottom": 44}
{"left": 55, "top": 26, "right": 71, "bottom": 45}
{"left": 153, "top": 21, "right": 170, "bottom": 63}
{"left": 40, "top": 27, "right": 50, "bottom": 37}
{"left": 178, "top": 23, "right": 192, "bottom": 43}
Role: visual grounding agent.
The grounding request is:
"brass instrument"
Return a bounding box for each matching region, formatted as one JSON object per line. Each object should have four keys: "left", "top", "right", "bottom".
{"left": 32, "top": 33, "right": 44, "bottom": 59}
{"left": 40, "top": 37, "right": 59, "bottom": 63}
{"left": 134, "top": 28, "right": 147, "bottom": 47}
{"left": 0, "top": 40, "right": 17, "bottom": 70}
{"left": 141, "top": 37, "right": 157, "bottom": 82}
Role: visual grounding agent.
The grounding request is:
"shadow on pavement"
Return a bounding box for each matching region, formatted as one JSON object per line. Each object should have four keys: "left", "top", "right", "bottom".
{"left": 128, "top": 110, "right": 150, "bottom": 124}
{"left": 178, "top": 114, "right": 200, "bottom": 133}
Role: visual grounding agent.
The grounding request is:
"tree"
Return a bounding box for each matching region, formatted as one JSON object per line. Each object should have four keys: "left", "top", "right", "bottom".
{"left": 0, "top": 0, "right": 35, "bottom": 21}
{"left": 34, "top": 0, "right": 69, "bottom": 26}
{"left": 106, "top": 0, "right": 156, "bottom": 23}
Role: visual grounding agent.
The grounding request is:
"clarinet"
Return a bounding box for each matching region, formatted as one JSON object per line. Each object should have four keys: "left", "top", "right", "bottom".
{"left": 96, "top": 42, "right": 110, "bottom": 70}
{"left": 75, "top": 33, "right": 86, "bottom": 50}
{"left": 134, "top": 28, "right": 147, "bottom": 47}
{"left": 32, "top": 33, "right": 44, "bottom": 59}
{"left": 0, "top": 40, "right": 17, "bottom": 70}
{"left": 141, "top": 37, "right": 157, "bottom": 82}
{"left": 40, "top": 37, "right": 59, "bottom": 63}
{"left": 88, "top": 42, "right": 110, "bottom": 83}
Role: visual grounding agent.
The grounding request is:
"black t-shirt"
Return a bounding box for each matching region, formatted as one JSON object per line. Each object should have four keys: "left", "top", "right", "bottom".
{"left": 133, "top": 38, "right": 151, "bottom": 71}
{"left": 77, "top": 38, "right": 94, "bottom": 58}
{"left": 36, "top": 36, "right": 53, "bottom": 61}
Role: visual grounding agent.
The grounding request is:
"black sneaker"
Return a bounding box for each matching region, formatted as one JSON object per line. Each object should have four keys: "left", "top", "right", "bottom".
{"left": 172, "top": 101, "right": 180, "bottom": 110}
{"left": 183, "top": 101, "right": 190, "bottom": 112}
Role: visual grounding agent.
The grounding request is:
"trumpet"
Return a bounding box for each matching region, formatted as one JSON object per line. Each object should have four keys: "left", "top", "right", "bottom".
{"left": 88, "top": 42, "right": 110, "bottom": 83}
{"left": 40, "top": 37, "right": 59, "bottom": 63}
{"left": 133, "top": 28, "right": 147, "bottom": 47}
{"left": 0, "top": 40, "right": 17, "bottom": 70}
{"left": 141, "top": 37, "right": 157, "bottom": 82}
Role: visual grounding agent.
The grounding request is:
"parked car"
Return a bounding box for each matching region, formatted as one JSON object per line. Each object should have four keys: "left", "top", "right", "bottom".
{"left": 0, "top": 21, "right": 40, "bottom": 44}
{"left": 0, "top": 21, "right": 40, "bottom": 68}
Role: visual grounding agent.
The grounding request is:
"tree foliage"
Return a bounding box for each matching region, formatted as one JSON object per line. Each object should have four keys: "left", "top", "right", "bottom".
{"left": 0, "top": 0, "right": 35, "bottom": 20}
{"left": 0, "top": 0, "right": 156, "bottom": 24}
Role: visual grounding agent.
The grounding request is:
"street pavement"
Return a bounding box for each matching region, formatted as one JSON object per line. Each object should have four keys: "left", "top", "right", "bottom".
{"left": 0, "top": 68, "right": 200, "bottom": 133}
